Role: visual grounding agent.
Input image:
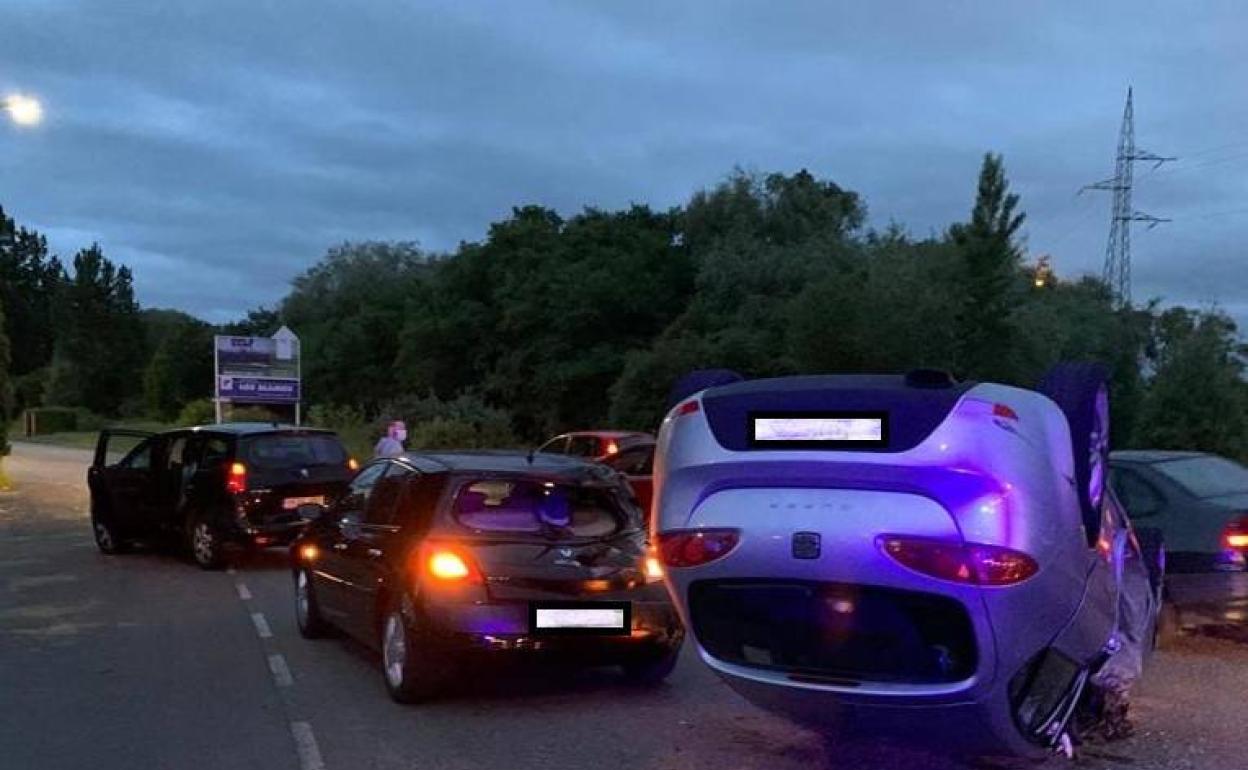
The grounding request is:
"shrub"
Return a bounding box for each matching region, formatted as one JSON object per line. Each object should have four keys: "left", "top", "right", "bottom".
{"left": 177, "top": 398, "right": 216, "bottom": 426}
{"left": 21, "top": 406, "right": 79, "bottom": 435}
{"left": 376, "top": 393, "right": 517, "bottom": 451}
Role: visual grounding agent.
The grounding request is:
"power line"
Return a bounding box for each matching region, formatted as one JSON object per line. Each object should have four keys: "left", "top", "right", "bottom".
{"left": 1079, "top": 87, "right": 1174, "bottom": 306}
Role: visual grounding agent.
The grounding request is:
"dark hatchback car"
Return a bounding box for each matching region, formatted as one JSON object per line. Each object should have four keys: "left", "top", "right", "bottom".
{"left": 290, "top": 451, "right": 683, "bottom": 703}
{"left": 89, "top": 423, "right": 355, "bottom": 569}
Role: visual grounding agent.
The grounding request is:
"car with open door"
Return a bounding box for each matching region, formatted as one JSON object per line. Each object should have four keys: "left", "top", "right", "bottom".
{"left": 652, "top": 365, "right": 1161, "bottom": 760}
{"left": 290, "top": 450, "right": 683, "bottom": 703}
{"left": 88, "top": 423, "right": 355, "bottom": 569}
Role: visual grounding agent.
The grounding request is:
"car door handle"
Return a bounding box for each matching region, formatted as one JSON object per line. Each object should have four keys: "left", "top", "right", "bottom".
{"left": 332, "top": 543, "right": 348, "bottom": 551}
{"left": 366, "top": 548, "right": 382, "bottom": 558}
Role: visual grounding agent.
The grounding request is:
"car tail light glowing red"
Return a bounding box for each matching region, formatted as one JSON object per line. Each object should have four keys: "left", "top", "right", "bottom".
{"left": 878, "top": 536, "right": 1039, "bottom": 586}
{"left": 658, "top": 529, "right": 739, "bottom": 568}
{"left": 992, "top": 403, "right": 1019, "bottom": 420}
{"left": 605, "top": 440, "right": 620, "bottom": 456}
{"left": 1223, "top": 516, "right": 1248, "bottom": 551}
{"left": 416, "top": 544, "right": 484, "bottom": 585}
{"left": 226, "top": 462, "right": 247, "bottom": 494}
{"left": 675, "top": 400, "right": 700, "bottom": 417}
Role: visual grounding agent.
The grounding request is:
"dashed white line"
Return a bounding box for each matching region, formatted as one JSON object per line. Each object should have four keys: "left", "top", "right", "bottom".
{"left": 236, "top": 582, "right": 253, "bottom": 601}
{"left": 290, "top": 721, "right": 326, "bottom": 770}
{"left": 251, "top": 612, "right": 273, "bottom": 639}
{"left": 268, "top": 653, "right": 294, "bottom": 687}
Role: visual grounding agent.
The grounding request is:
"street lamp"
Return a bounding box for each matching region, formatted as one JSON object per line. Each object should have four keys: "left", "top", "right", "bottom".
{"left": 3, "top": 93, "right": 44, "bottom": 127}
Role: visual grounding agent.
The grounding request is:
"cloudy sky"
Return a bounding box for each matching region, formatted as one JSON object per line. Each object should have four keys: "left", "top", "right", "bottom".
{"left": 2, "top": 1, "right": 1246, "bottom": 326}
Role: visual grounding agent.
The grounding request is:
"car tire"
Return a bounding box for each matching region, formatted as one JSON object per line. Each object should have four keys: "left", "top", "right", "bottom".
{"left": 620, "top": 645, "right": 681, "bottom": 686}
{"left": 380, "top": 599, "right": 448, "bottom": 704}
{"left": 187, "top": 514, "right": 226, "bottom": 570}
{"left": 90, "top": 513, "right": 128, "bottom": 555}
{"left": 1037, "top": 362, "right": 1111, "bottom": 542}
{"left": 294, "top": 569, "right": 329, "bottom": 639}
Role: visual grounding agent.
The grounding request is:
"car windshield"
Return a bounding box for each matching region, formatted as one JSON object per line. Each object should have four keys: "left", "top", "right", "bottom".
{"left": 1153, "top": 456, "right": 1248, "bottom": 499}
{"left": 452, "top": 478, "right": 622, "bottom": 539}
{"left": 242, "top": 434, "right": 346, "bottom": 470}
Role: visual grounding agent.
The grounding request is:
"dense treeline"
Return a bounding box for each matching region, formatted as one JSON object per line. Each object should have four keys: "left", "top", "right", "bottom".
{"left": 2, "top": 157, "right": 1246, "bottom": 460}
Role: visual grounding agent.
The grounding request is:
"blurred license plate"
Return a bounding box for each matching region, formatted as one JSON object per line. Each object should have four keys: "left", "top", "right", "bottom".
{"left": 282, "top": 496, "right": 324, "bottom": 510}
{"left": 530, "top": 601, "right": 630, "bottom": 635}
{"left": 749, "top": 411, "right": 887, "bottom": 448}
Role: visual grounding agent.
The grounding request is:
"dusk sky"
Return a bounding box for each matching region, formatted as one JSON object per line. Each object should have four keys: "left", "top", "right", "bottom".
{"left": 2, "top": 1, "right": 1245, "bottom": 326}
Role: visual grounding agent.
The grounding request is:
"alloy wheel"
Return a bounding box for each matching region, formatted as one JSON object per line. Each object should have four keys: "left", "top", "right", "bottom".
{"left": 383, "top": 613, "right": 407, "bottom": 689}
{"left": 193, "top": 522, "right": 215, "bottom": 565}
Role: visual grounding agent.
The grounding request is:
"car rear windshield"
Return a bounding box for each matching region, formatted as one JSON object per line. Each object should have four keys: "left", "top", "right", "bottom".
{"left": 451, "top": 478, "right": 623, "bottom": 539}
{"left": 1153, "top": 456, "right": 1248, "bottom": 499}
{"left": 241, "top": 433, "right": 347, "bottom": 470}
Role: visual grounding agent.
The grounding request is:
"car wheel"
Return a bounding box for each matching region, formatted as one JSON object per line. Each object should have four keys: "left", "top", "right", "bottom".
{"left": 294, "top": 569, "right": 329, "bottom": 639}
{"left": 91, "top": 514, "right": 128, "bottom": 555}
{"left": 188, "top": 515, "right": 225, "bottom": 570}
{"left": 1037, "top": 362, "right": 1112, "bottom": 542}
{"left": 621, "top": 644, "right": 681, "bottom": 686}
{"left": 380, "top": 600, "right": 447, "bottom": 703}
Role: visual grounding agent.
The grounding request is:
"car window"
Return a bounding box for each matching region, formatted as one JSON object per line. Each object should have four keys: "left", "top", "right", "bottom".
{"left": 1152, "top": 456, "right": 1248, "bottom": 499}
{"left": 537, "top": 436, "right": 568, "bottom": 454}
{"left": 199, "top": 437, "right": 231, "bottom": 471}
{"left": 604, "top": 446, "right": 654, "bottom": 475}
{"left": 452, "top": 478, "right": 622, "bottom": 538}
{"left": 120, "top": 439, "right": 155, "bottom": 470}
{"left": 242, "top": 433, "right": 347, "bottom": 469}
{"left": 566, "top": 436, "right": 599, "bottom": 457}
{"left": 347, "top": 462, "right": 388, "bottom": 505}
{"left": 1112, "top": 468, "right": 1164, "bottom": 518}
{"left": 365, "top": 465, "right": 414, "bottom": 525}
{"left": 165, "top": 435, "right": 191, "bottom": 471}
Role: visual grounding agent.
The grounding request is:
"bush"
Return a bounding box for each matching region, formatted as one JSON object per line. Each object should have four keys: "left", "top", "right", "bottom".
{"left": 376, "top": 393, "right": 517, "bottom": 451}
{"left": 177, "top": 398, "right": 216, "bottom": 426}
{"left": 12, "top": 368, "right": 49, "bottom": 415}
{"left": 306, "top": 403, "right": 366, "bottom": 431}
{"left": 229, "top": 405, "right": 281, "bottom": 423}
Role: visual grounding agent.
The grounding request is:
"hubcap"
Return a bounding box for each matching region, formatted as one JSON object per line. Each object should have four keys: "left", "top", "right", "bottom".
{"left": 193, "top": 523, "right": 214, "bottom": 564}
{"left": 1088, "top": 385, "right": 1110, "bottom": 508}
{"left": 94, "top": 521, "right": 113, "bottom": 550}
{"left": 296, "top": 572, "right": 309, "bottom": 624}
{"left": 383, "top": 613, "right": 407, "bottom": 688}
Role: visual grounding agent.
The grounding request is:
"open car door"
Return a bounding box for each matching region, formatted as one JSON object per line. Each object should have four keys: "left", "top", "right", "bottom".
{"left": 88, "top": 429, "right": 160, "bottom": 540}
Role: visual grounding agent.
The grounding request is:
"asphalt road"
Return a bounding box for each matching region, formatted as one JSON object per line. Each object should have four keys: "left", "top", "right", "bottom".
{"left": 3, "top": 442, "right": 1247, "bottom": 770}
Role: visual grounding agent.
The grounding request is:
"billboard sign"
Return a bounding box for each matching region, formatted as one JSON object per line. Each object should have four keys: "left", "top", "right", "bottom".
{"left": 214, "top": 327, "right": 301, "bottom": 408}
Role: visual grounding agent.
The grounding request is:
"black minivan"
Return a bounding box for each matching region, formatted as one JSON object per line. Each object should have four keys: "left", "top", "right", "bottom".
{"left": 291, "top": 450, "right": 684, "bottom": 702}
{"left": 89, "top": 423, "right": 355, "bottom": 569}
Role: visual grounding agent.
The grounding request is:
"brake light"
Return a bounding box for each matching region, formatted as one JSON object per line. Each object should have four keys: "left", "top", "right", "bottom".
{"left": 878, "top": 536, "right": 1039, "bottom": 586}
{"left": 226, "top": 462, "right": 247, "bottom": 494}
{"left": 675, "top": 400, "right": 700, "bottom": 417}
{"left": 1224, "top": 517, "right": 1248, "bottom": 551}
{"left": 992, "top": 403, "right": 1019, "bottom": 421}
{"left": 298, "top": 543, "right": 319, "bottom": 562}
{"left": 417, "top": 544, "right": 484, "bottom": 584}
{"left": 642, "top": 548, "right": 665, "bottom": 582}
{"left": 658, "top": 529, "right": 739, "bottom": 568}
{"left": 605, "top": 440, "right": 619, "bottom": 456}
{"left": 347, "top": 457, "right": 359, "bottom": 471}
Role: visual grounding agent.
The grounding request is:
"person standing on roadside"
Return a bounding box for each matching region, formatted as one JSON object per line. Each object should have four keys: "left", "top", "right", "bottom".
{"left": 374, "top": 420, "right": 407, "bottom": 458}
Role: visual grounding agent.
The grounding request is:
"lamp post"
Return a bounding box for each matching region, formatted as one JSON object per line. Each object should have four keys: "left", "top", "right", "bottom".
{"left": 2, "top": 94, "right": 44, "bottom": 127}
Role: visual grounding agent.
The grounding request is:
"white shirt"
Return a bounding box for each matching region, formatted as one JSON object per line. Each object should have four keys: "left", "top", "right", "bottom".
{"left": 373, "top": 436, "right": 404, "bottom": 458}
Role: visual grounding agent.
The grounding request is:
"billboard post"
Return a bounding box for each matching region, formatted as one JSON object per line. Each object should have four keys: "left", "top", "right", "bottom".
{"left": 214, "top": 327, "right": 301, "bottom": 423}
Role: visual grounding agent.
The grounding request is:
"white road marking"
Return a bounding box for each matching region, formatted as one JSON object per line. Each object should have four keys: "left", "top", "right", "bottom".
{"left": 236, "top": 582, "right": 253, "bottom": 601}
{"left": 251, "top": 612, "right": 273, "bottom": 639}
{"left": 290, "top": 721, "right": 326, "bottom": 770}
{"left": 268, "top": 653, "right": 294, "bottom": 687}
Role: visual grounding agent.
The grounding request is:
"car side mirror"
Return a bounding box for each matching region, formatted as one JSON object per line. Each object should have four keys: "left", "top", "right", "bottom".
{"left": 297, "top": 503, "right": 326, "bottom": 522}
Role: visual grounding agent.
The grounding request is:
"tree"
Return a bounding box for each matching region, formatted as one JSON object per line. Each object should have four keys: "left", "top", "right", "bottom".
{"left": 142, "top": 311, "right": 214, "bottom": 420}
{"left": 950, "top": 154, "right": 1026, "bottom": 382}
{"left": 0, "top": 206, "right": 62, "bottom": 379}
{"left": 45, "top": 245, "right": 144, "bottom": 415}
{"left": 0, "top": 295, "right": 11, "bottom": 457}
{"left": 281, "top": 242, "right": 430, "bottom": 412}
{"left": 1133, "top": 308, "right": 1248, "bottom": 460}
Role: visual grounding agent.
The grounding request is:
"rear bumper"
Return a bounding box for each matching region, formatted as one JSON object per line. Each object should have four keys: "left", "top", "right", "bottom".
{"left": 225, "top": 518, "right": 307, "bottom": 547}
{"left": 419, "top": 590, "right": 683, "bottom": 661}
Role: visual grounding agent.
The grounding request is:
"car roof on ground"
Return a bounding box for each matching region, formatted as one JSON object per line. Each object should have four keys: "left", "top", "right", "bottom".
{"left": 173, "top": 422, "right": 336, "bottom": 436}
{"left": 398, "top": 449, "right": 614, "bottom": 480}
{"left": 1110, "top": 449, "right": 1211, "bottom": 464}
